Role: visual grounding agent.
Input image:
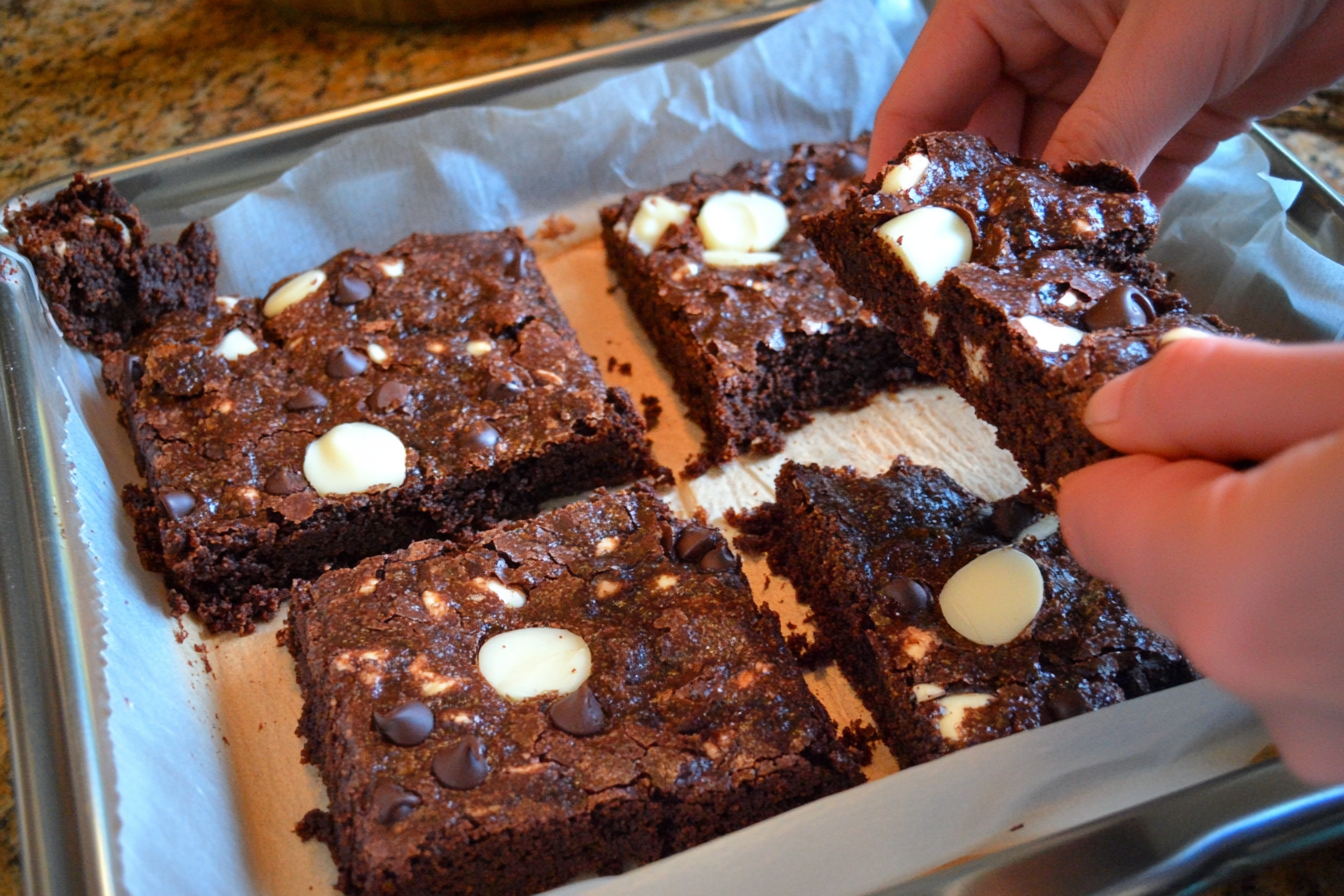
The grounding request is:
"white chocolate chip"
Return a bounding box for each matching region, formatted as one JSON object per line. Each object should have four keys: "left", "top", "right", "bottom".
{"left": 263, "top": 269, "right": 326, "bottom": 318}
{"left": 367, "top": 343, "right": 389, "bottom": 365}
{"left": 912, "top": 683, "right": 946, "bottom": 703}
{"left": 595, "top": 536, "right": 619, "bottom": 555}
{"left": 214, "top": 328, "right": 259, "bottom": 361}
{"left": 378, "top": 259, "right": 405, "bottom": 278}
{"left": 477, "top": 627, "right": 591, "bottom": 701}
{"left": 466, "top": 340, "right": 492, "bottom": 357}
{"left": 1057, "top": 289, "right": 1085, "bottom": 309}
{"left": 302, "top": 422, "right": 407, "bottom": 497}
{"left": 473, "top": 576, "right": 526, "bottom": 609}
{"left": 595, "top": 580, "right": 621, "bottom": 598}
{"left": 939, "top": 547, "right": 1044, "bottom": 646}
{"left": 1016, "top": 315, "right": 1086, "bottom": 352}
{"left": 962, "top": 339, "right": 989, "bottom": 383}
{"left": 923, "top": 310, "right": 940, "bottom": 337}
{"left": 877, "top": 207, "right": 973, "bottom": 287}
{"left": 1158, "top": 326, "right": 1214, "bottom": 347}
{"left": 1015, "top": 514, "right": 1060, "bottom": 545}
{"left": 656, "top": 574, "right": 678, "bottom": 590}
{"left": 696, "top": 191, "right": 789, "bottom": 254}
{"left": 629, "top": 195, "right": 692, "bottom": 254}
{"left": 426, "top": 341, "right": 446, "bottom": 354}
{"left": 702, "top": 250, "right": 782, "bottom": 268}
{"left": 112, "top": 217, "right": 132, "bottom": 246}
{"left": 52, "top": 239, "right": 67, "bottom": 259}
{"left": 215, "top": 295, "right": 241, "bottom": 311}
{"left": 532, "top": 369, "right": 563, "bottom": 386}
{"left": 216, "top": 400, "right": 235, "bottom": 415}
{"left": 881, "top": 152, "right": 930, "bottom": 194}
{"left": 936, "top": 693, "right": 995, "bottom": 741}
{"left": 79, "top": 215, "right": 96, "bottom": 228}
{"left": 357, "top": 577, "right": 379, "bottom": 596}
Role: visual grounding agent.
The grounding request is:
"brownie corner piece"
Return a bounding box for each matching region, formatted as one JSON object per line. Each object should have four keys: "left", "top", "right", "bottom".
{"left": 4, "top": 173, "right": 217, "bottom": 354}
{"left": 806, "top": 131, "right": 1238, "bottom": 492}
{"left": 108, "top": 229, "right": 660, "bottom": 632}
{"left": 288, "top": 486, "right": 860, "bottom": 895}
{"left": 746, "top": 457, "right": 1195, "bottom": 768}
{"left": 600, "top": 139, "right": 920, "bottom": 475}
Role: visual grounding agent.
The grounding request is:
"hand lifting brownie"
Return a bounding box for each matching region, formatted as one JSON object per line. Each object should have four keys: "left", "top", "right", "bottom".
{"left": 600, "top": 140, "right": 921, "bottom": 476}
{"left": 805, "top": 132, "right": 1237, "bottom": 498}
{"left": 733, "top": 458, "right": 1196, "bottom": 768}
{"left": 289, "top": 486, "right": 861, "bottom": 896}
{"left": 103, "top": 229, "right": 662, "bottom": 632}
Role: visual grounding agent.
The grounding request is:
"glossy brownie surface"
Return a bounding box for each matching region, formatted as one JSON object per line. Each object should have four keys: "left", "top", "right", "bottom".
{"left": 105, "top": 230, "right": 658, "bottom": 631}
{"left": 736, "top": 459, "right": 1196, "bottom": 767}
{"left": 290, "top": 487, "right": 860, "bottom": 896}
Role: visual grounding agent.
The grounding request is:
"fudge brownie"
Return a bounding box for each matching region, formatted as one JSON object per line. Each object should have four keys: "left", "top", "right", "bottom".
{"left": 104, "top": 230, "right": 662, "bottom": 632}
{"left": 733, "top": 458, "right": 1196, "bottom": 768}
{"left": 4, "top": 174, "right": 216, "bottom": 354}
{"left": 288, "top": 486, "right": 861, "bottom": 896}
{"left": 600, "top": 140, "right": 921, "bottom": 475}
{"left": 805, "top": 132, "right": 1236, "bottom": 495}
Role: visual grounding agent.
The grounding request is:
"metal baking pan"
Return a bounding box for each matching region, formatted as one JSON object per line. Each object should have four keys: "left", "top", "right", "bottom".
{"left": 3, "top": 6, "right": 1343, "bottom": 895}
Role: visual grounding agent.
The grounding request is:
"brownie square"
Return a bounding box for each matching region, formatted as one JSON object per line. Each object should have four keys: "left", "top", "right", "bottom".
{"left": 103, "top": 230, "right": 662, "bottom": 632}
{"left": 288, "top": 486, "right": 861, "bottom": 896}
{"left": 600, "top": 140, "right": 921, "bottom": 475}
{"left": 4, "top": 174, "right": 217, "bottom": 354}
{"left": 733, "top": 458, "right": 1196, "bottom": 768}
{"left": 805, "top": 132, "right": 1236, "bottom": 496}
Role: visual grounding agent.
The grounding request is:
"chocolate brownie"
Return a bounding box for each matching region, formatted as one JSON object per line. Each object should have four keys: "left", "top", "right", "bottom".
{"left": 288, "top": 486, "right": 861, "bottom": 896}
{"left": 104, "top": 230, "right": 662, "bottom": 632}
{"left": 806, "top": 132, "right": 1236, "bottom": 496}
{"left": 733, "top": 458, "right": 1196, "bottom": 768}
{"left": 4, "top": 174, "right": 217, "bottom": 354}
{"left": 600, "top": 140, "right": 921, "bottom": 475}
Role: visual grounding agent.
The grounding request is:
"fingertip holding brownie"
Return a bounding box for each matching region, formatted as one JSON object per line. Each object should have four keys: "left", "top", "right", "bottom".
{"left": 4, "top": 174, "right": 217, "bottom": 354}
{"left": 600, "top": 140, "right": 921, "bottom": 476}
{"left": 103, "top": 229, "right": 663, "bottom": 633}
{"left": 732, "top": 458, "right": 1196, "bottom": 768}
{"left": 288, "top": 486, "right": 861, "bottom": 896}
{"left": 804, "top": 132, "right": 1238, "bottom": 497}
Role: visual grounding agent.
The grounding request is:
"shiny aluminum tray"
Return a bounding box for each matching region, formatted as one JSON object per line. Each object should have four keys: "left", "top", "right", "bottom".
{"left": 2, "top": 7, "right": 1343, "bottom": 895}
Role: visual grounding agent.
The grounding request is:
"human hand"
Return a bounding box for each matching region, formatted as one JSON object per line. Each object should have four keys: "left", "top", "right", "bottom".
{"left": 1058, "top": 336, "right": 1344, "bottom": 784}
{"left": 868, "top": 0, "right": 1344, "bottom": 203}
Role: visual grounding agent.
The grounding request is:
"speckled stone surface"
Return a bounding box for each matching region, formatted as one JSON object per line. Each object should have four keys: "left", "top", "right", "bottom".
{"left": 1, "top": 0, "right": 1342, "bottom": 892}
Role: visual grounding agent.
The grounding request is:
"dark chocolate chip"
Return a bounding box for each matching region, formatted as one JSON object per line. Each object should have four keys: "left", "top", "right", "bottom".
{"left": 842, "top": 151, "right": 868, "bottom": 178}
{"left": 659, "top": 521, "right": 676, "bottom": 555}
{"left": 877, "top": 577, "right": 932, "bottom": 616}
{"left": 334, "top": 275, "right": 372, "bottom": 305}
{"left": 371, "top": 781, "right": 421, "bottom": 825}
{"left": 1082, "top": 285, "right": 1156, "bottom": 331}
{"left": 989, "top": 499, "right": 1038, "bottom": 541}
{"left": 432, "top": 736, "right": 489, "bottom": 790}
{"left": 457, "top": 420, "right": 500, "bottom": 453}
{"left": 264, "top": 469, "right": 307, "bottom": 496}
{"left": 373, "top": 700, "right": 434, "bottom": 746}
{"left": 484, "top": 379, "right": 525, "bottom": 402}
{"left": 549, "top": 682, "right": 605, "bottom": 736}
{"left": 674, "top": 525, "right": 718, "bottom": 563}
{"left": 699, "top": 544, "right": 735, "bottom": 571}
{"left": 202, "top": 442, "right": 226, "bottom": 461}
{"left": 159, "top": 491, "right": 195, "bottom": 520}
{"left": 124, "top": 354, "right": 143, "bottom": 383}
{"left": 373, "top": 381, "right": 411, "bottom": 411}
{"left": 1045, "top": 690, "right": 1091, "bottom": 722}
{"left": 285, "top": 387, "right": 328, "bottom": 411}
{"left": 326, "top": 346, "right": 369, "bottom": 378}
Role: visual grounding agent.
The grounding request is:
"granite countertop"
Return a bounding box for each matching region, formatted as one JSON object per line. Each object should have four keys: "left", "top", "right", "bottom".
{"left": 2, "top": 1, "right": 1343, "bottom": 893}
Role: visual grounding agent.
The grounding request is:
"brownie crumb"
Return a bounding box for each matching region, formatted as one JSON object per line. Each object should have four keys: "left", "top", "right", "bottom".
{"left": 784, "top": 630, "right": 836, "bottom": 668}
{"left": 839, "top": 721, "right": 880, "bottom": 766}
{"left": 192, "top": 643, "right": 213, "bottom": 675}
{"left": 618, "top": 361, "right": 632, "bottom": 376}
{"left": 295, "top": 809, "right": 337, "bottom": 846}
{"left": 607, "top": 356, "right": 618, "bottom": 373}
{"left": 639, "top": 394, "right": 663, "bottom": 430}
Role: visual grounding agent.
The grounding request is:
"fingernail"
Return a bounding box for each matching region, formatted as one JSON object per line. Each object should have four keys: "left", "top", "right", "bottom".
{"left": 1156, "top": 326, "right": 1214, "bottom": 348}
{"left": 1083, "top": 373, "right": 1131, "bottom": 429}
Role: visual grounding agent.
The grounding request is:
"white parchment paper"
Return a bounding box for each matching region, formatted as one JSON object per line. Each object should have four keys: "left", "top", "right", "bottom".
{"left": 45, "top": 0, "right": 1344, "bottom": 892}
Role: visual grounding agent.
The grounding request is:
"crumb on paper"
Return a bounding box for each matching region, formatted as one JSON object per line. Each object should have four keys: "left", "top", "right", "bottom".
{"left": 639, "top": 394, "right": 662, "bottom": 429}
{"left": 839, "top": 720, "right": 879, "bottom": 766}
{"left": 533, "top": 213, "right": 577, "bottom": 242}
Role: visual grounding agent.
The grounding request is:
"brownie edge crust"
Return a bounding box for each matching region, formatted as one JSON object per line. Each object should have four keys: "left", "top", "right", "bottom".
{"left": 288, "top": 486, "right": 861, "bottom": 896}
